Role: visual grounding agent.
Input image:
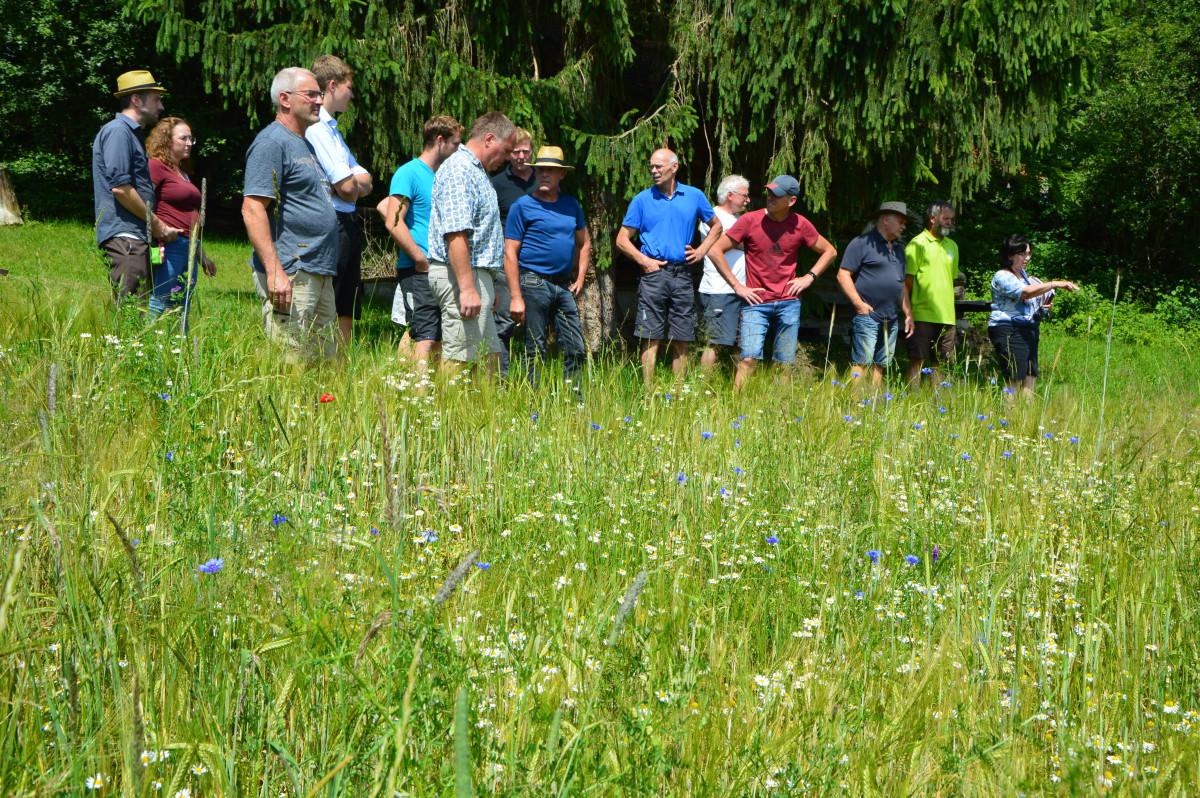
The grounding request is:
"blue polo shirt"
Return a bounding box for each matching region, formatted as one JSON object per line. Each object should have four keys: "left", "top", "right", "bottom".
{"left": 387, "top": 158, "right": 436, "bottom": 272}
{"left": 506, "top": 193, "right": 586, "bottom": 278}
{"left": 839, "top": 228, "right": 907, "bottom": 321}
{"left": 621, "top": 183, "right": 715, "bottom": 264}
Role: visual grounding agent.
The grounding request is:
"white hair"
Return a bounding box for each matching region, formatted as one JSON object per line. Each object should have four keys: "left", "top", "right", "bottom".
{"left": 714, "top": 174, "right": 749, "bottom": 205}
{"left": 269, "top": 67, "right": 317, "bottom": 110}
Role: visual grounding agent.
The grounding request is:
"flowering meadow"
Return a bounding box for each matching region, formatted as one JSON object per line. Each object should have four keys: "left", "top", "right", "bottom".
{"left": 2, "top": 222, "right": 1200, "bottom": 796}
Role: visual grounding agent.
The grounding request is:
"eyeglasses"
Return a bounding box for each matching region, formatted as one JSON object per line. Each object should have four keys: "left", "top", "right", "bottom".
{"left": 730, "top": 190, "right": 749, "bottom": 197}
{"left": 287, "top": 90, "right": 325, "bottom": 101}
{"left": 174, "top": 136, "right": 197, "bottom": 144}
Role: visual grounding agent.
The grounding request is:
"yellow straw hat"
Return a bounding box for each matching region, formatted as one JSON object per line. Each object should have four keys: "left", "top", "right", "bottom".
{"left": 113, "top": 70, "right": 167, "bottom": 98}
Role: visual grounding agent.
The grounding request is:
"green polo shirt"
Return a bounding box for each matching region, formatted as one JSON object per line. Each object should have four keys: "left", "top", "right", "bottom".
{"left": 905, "top": 229, "right": 959, "bottom": 325}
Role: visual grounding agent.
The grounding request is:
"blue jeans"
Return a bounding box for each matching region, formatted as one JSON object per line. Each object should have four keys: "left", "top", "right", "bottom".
{"left": 149, "top": 237, "right": 198, "bottom": 321}
{"left": 518, "top": 271, "right": 586, "bottom": 388}
{"left": 850, "top": 313, "right": 899, "bottom": 367}
{"left": 739, "top": 300, "right": 801, "bottom": 362}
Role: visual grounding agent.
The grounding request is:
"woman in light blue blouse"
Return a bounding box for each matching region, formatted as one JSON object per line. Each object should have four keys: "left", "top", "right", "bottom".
{"left": 989, "top": 234, "right": 1078, "bottom": 397}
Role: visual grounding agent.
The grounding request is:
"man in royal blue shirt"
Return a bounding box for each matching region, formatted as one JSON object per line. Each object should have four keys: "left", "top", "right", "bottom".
{"left": 503, "top": 146, "right": 592, "bottom": 392}
{"left": 616, "top": 148, "right": 723, "bottom": 390}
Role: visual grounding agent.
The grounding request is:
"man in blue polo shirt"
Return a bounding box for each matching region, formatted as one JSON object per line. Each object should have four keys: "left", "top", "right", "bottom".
{"left": 616, "top": 148, "right": 723, "bottom": 390}
{"left": 503, "top": 145, "right": 591, "bottom": 391}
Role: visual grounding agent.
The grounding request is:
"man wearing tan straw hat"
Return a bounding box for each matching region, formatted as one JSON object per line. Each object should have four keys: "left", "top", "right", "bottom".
{"left": 502, "top": 145, "right": 591, "bottom": 393}
{"left": 93, "top": 70, "right": 186, "bottom": 303}
{"left": 837, "top": 201, "right": 916, "bottom": 389}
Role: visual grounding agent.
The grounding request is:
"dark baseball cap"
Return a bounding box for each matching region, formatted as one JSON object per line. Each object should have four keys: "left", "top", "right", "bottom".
{"left": 765, "top": 175, "right": 800, "bottom": 197}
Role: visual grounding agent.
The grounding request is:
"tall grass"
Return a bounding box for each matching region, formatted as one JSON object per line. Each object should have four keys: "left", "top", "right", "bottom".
{"left": 1, "top": 221, "right": 1199, "bottom": 795}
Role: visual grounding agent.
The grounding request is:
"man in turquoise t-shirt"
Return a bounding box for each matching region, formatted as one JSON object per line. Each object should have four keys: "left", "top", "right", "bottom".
{"left": 377, "top": 115, "right": 463, "bottom": 373}
{"left": 904, "top": 201, "right": 959, "bottom": 385}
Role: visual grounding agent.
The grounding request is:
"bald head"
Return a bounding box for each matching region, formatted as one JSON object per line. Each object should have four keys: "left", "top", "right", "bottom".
{"left": 649, "top": 148, "right": 679, "bottom": 192}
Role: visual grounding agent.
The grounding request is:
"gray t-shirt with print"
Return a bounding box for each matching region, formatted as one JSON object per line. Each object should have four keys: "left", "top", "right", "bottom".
{"left": 244, "top": 121, "right": 338, "bottom": 276}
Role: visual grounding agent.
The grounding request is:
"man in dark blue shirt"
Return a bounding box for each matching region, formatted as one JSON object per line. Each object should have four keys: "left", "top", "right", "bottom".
{"left": 92, "top": 70, "right": 185, "bottom": 303}
{"left": 615, "top": 148, "right": 723, "bottom": 390}
{"left": 489, "top": 129, "right": 535, "bottom": 377}
{"left": 837, "top": 201, "right": 915, "bottom": 389}
{"left": 503, "top": 146, "right": 591, "bottom": 392}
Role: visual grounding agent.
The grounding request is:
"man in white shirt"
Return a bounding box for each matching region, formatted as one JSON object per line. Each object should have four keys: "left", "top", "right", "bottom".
{"left": 306, "top": 55, "right": 373, "bottom": 349}
{"left": 697, "top": 175, "right": 750, "bottom": 372}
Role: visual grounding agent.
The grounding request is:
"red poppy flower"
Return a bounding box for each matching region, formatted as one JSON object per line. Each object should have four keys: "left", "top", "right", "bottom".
{"left": 319, "top": 393, "right": 335, "bottom": 404}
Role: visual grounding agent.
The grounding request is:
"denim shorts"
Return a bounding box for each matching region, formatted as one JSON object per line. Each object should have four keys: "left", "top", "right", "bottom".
{"left": 739, "top": 299, "right": 801, "bottom": 362}
{"left": 698, "top": 292, "right": 744, "bottom": 347}
{"left": 850, "top": 313, "right": 899, "bottom": 367}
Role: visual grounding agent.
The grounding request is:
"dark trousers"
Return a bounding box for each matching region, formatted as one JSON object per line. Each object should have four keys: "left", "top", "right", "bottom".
{"left": 494, "top": 274, "right": 517, "bottom": 377}
{"left": 519, "top": 270, "right": 586, "bottom": 388}
{"left": 102, "top": 236, "right": 152, "bottom": 302}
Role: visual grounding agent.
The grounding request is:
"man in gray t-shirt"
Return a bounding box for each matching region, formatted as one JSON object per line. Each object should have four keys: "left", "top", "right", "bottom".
{"left": 243, "top": 66, "right": 340, "bottom": 362}
{"left": 837, "top": 201, "right": 915, "bottom": 388}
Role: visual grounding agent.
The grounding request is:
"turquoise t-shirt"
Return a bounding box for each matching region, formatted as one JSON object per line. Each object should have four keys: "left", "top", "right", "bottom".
{"left": 387, "top": 158, "right": 435, "bottom": 272}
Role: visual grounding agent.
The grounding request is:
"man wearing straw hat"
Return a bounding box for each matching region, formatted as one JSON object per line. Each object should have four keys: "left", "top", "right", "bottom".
{"left": 92, "top": 70, "right": 186, "bottom": 303}
{"left": 837, "top": 201, "right": 916, "bottom": 389}
{"left": 502, "top": 145, "right": 591, "bottom": 393}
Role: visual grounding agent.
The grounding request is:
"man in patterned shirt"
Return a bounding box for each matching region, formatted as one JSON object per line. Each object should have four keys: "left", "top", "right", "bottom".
{"left": 428, "top": 112, "right": 519, "bottom": 373}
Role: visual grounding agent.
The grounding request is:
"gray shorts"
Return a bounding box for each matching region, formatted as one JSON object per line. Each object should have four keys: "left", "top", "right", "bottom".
{"left": 428, "top": 263, "right": 501, "bottom": 363}
{"left": 698, "top": 292, "right": 744, "bottom": 347}
{"left": 635, "top": 264, "right": 696, "bottom": 342}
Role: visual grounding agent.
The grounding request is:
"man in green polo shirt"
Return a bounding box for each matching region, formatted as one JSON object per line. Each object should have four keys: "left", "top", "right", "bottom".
{"left": 904, "top": 201, "right": 959, "bottom": 385}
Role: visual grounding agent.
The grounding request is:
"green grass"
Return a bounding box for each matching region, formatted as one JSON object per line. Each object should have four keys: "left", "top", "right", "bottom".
{"left": 1, "top": 219, "right": 1199, "bottom": 796}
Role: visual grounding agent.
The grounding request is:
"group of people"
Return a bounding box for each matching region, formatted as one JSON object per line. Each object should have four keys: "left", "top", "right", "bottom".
{"left": 93, "top": 63, "right": 1079, "bottom": 395}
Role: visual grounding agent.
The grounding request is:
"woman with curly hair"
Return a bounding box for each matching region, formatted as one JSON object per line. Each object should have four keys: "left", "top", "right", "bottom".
{"left": 146, "top": 116, "right": 215, "bottom": 321}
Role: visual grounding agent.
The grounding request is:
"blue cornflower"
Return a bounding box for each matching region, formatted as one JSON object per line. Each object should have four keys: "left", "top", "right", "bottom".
{"left": 734, "top": 439, "right": 741, "bottom": 448}
{"left": 701, "top": 431, "right": 714, "bottom": 439}
{"left": 1069, "top": 436, "right": 1079, "bottom": 443}
{"left": 532, "top": 412, "right": 539, "bottom": 422}
{"left": 198, "top": 558, "right": 224, "bottom": 574}
{"left": 976, "top": 414, "right": 987, "bottom": 420}
{"left": 370, "top": 527, "right": 380, "bottom": 535}
{"left": 766, "top": 535, "right": 779, "bottom": 545}
{"left": 664, "top": 392, "right": 672, "bottom": 401}
{"left": 676, "top": 472, "right": 687, "bottom": 484}
{"left": 831, "top": 380, "right": 841, "bottom": 386}
{"left": 272, "top": 514, "right": 288, "bottom": 526}
{"left": 622, "top": 415, "right": 633, "bottom": 423}
{"left": 940, "top": 381, "right": 952, "bottom": 388}
{"left": 1003, "top": 388, "right": 1015, "bottom": 395}
{"left": 476, "top": 561, "right": 491, "bottom": 570}
{"left": 1002, "top": 451, "right": 1013, "bottom": 458}
{"left": 843, "top": 415, "right": 854, "bottom": 422}
{"left": 950, "top": 433, "right": 960, "bottom": 439}
{"left": 938, "top": 406, "right": 947, "bottom": 413}
{"left": 987, "top": 425, "right": 994, "bottom": 430}
{"left": 913, "top": 422, "right": 923, "bottom": 430}
{"left": 132, "top": 538, "right": 140, "bottom": 547}
{"left": 852, "top": 372, "right": 861, "bottom": 378}
{"left": 855, "top": 590, "right": 865, "bottom": 599}
{"left": 861, "top": 398, "right": 872, "bottom": 406}
{"left": 731, "top": 421, "right": 741, "bottom": 429}
{"left": 961, "top": 452, "right": 971, "bottom": 460}
{"left": 1045, "top": 432, "right": 1054, "bottom": 439}
{"left": 738, "top": 414, "right": 748, "bottom": 419}
{"left": 590, "top": 422, "right": 601, "bottom": 430}
{"left": 921, "top": 367, "right": 933, "bottom": 374}
{"left": 733, "top": 467, "right": 745, "bottom": 474}
{"left": 420, "top": 530, "right": 439, "bottom": 543}
{"left": 905, "top": 554, "right": 919, "bottom": 565}
{"left": 156, "top": 393, "right": 171, "bottom": 402}
{"left": 883, "top": 393, "right": 894, "bottom": 400}
{"left": 866, "top": 549, "right": 881, "bottom": 563}
{"left": 719, "top": 488, "right": 730, "bottom": 496}
{"left": 999, "top": 420, "right": 1010, "bottom": 427}
{"left": 165, "top": 451, "right": 174, "bottom": 462}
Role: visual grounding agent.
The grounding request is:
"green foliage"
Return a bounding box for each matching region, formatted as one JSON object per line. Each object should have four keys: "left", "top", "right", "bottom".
{"left": 1050, "top": 0, "right": 1200, "bottom": 294}
{"left": 132, "top": 0, "right": 1103, "bottom": 265}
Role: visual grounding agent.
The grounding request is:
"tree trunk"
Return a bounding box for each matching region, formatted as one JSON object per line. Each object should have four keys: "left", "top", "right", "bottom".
{"left": 578, "top": 185, "right": 622, "bottom": 353}
{"left": 0, "top": 167, "right": 22, "bottom": 226}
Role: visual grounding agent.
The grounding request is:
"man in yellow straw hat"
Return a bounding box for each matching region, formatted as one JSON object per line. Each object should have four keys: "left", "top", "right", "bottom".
{"left": 502, "top": 145, "right": 591, "bottom": 394}
{"left": 92, "top": 70, "right": 185, "bottom": 304}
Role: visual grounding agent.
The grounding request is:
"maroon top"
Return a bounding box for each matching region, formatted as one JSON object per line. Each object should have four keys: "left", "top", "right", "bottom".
{"left": 726, "top": 209, "right": 819, "bottom": 303}
{"left": 149, "top": 158, "right": 201, "bottom": 234}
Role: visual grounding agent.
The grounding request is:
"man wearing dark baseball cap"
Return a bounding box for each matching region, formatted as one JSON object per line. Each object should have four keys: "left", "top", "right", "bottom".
{"left": 92, "top": 70, "right": 185, "bottom": 304}
{"left": 837, "top": 201, "right": 916, "bottom": 389}
{"left": 706, "top": 174, "right": 838, "bottom": 389}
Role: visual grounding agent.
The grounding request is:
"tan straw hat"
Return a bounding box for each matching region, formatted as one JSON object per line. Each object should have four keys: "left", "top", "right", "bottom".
{"left": 113, "top": 70, "right": 167, "bottom": 98}
{"left": 869, "top": 201, "right": 917, "bottom": 220}
{"left": 530, "top": 145, "right": 574, "bottom": 170}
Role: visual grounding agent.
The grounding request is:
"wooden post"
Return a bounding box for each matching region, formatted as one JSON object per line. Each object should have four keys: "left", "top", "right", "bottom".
{"left": 0, "top": 166, "right": 22, "bottom": 226}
